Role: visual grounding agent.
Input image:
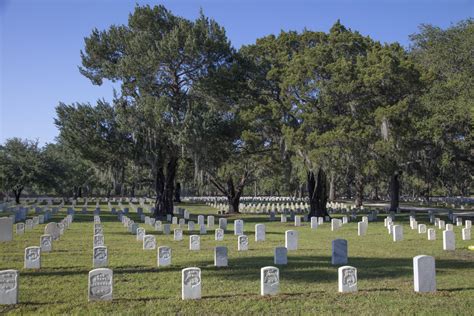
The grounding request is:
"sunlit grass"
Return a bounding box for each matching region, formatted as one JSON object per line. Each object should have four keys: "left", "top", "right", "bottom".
{"left": 0, "top": 202, "right": 473, "bottom": 315}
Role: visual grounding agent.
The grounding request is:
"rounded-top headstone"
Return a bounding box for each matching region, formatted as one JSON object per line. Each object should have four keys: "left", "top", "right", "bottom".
{"left": 44, "top": 223, "right": 60, "bottom": 240}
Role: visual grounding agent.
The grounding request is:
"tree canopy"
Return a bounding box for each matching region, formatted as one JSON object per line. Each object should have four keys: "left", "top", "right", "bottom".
{"left": 1, "top": 6, "right": 471, "bottom": 213}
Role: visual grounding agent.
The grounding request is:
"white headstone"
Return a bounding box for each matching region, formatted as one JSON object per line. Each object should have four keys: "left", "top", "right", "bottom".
{"left": 462, "top": 228, "right": 471, "bottom": 240}
{"left": 331, "top": 219, "right": 341, "bottom": 231}
{"left": 188, "top": 221, "right": 195, "bottom": 231}
{"left": 280, "top": 214, "right": 287, "bottom": 223}
{"left": 443, "top": 230, "right": 455, "bottom": 250}
{"left": 238, "top": 235, "right": 249, "bottom": 251}
{"left": 294, "top": 215, "right": 301, "bottom": 227}
{"left": 342, "top": 216, "right": 348, "bottom": 224}
{"left": 285, "top": 230, "right": 298, "bottom": 251}
{"left": 94, "top": 224, "right": 103, "bottom": 235}
{"left": 255, "top": 224, "right": 265, "bottom": 242}
{"left": 418, "top": 224, "right": 427, "bottom": 234}
{"left": 438, "top": 220, "right": 445, "bottom": 230}
{"left": 207, "top": 216, "right": 215, "bottom": 228}
{"left": 93, "top": 234, "right": 105, "bottom": 247}
{"left": 88, "top": 268, "right": 113, "bottom": 301}
{"left": 0, "top": 269, "right": 18, "bottom": 304}
{"left": 199, "top": 224, "right": 207, "bottom": 235}
{"left": 190, "top": 235, "right": 200, "bottom": 251}
{"left": 157, "top": 246, "right": 171, "bottom": 267}
{"left": 215, "top": 228, "right": 224, "bottom": 241}
{"left": 182, "top": 267, "right": 201, "bottom": 300}
{"left": 357, "top": 222, "right": 367, "bottom": 236}
{"left": 44, "top": 222, "right": 60, "bottom": 241}
{"left": 234, "top": 220, "right": 244, "bottom": 235}
{"left": 446, "top": 224, "right": 453, "bottom": 231}
{"left": 261, "top": 266, "right": 279, "bottom": 296}
{"left": 197, "top": 215, "right": 204, "bottom": 226}
{"left": 393, "top": 225, "right": 403, "bottom": 242}
{"left": 338, "top": 266, "right": 357, "bottom": 293}
{"left": 155, "top": 221, "right": 162, "bottom": 231}
{"left": 310, "top": 217, "right": 318, "bottom": 229}
{"left": 174, "top": 229, "right": 183, "bottom": 241}
{"left": 332, "top": 239, "right": 348, "bottom": 265}
{"left": 24, "top": 246, "right": 41, "bottom": 269}
{"left": 163, "top": 224, "right": 171, "bottom": 235}
{"left": 274, "top": 247, "right": 288, "bottom": 265}
{"left": 40, "top": 235, "right": 52, "bottom": 252}
{"left": 427, "top": 228, "right": 436, "bottom": 240}
{"left": 143, "top": 235, "right": 157, "bottom": 250}
{"left": 219, "top": 218, "right": 227, "bottom": 230}
{"left": 16, "top": 223, "right": 25, "bottom": 235}
{"left": 214, "top": 246, "right": 228, "bottom": 267}
{"left": 93, "top": 246, "right": 108, "bottom": 268}
{"left": 136, "top": 228, "right": 145, "bottom": 241}
{"left": 413, "top": 255, "right": 436, "bottom": 292}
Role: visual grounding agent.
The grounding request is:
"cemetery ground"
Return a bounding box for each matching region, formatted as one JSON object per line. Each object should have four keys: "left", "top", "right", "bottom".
{"left": 1, "top": 203, "right": 474, "bottom": 315}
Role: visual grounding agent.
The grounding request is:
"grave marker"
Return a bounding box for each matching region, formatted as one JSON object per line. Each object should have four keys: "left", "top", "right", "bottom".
{"left": 261, "top": 266, "right": 279, "bottom": 296}
{"left": 238, "top": 235, "right": 249, "bottom": 251}
{"left": 157, "top": 246, "right": 171, "bottom": 266}
{"left": 413, "top": 255, "right": 436, "bottom": 292}
{"left": 255, "top": 224, "right": 265, "bottom": 242}
{"left": 285, "top": 230, "right": 298, "bottom": 251}
{"left": 214, "top": 247, "right": 228, "bottom": 267}
{"left": 332, "top": 239, "right": 348, "bottom": 265}
{"left": 93, "top": 246, "right": 108, "bottom": 268}
{"left": 182, "top": 267, "right": 201, "bottom": 300}
{"left": 338, "top": 266, "right": 357, "bottom": 293}
{"left": 0, "top": 269, "right": 18, "bottom": 305}
{"left": 143, "top": 235, "right": 157, "bottom": 250}
{"left": 274, "top": 247, "right": 288, "bottom": 265}
{"left": 88, "top": 268, "right": 113, "bottom": 301}
{"left": 24, "top": 246, "right": 41, "bottom": 269}
{"left": 40, "top": 235, "right": 52, "bottom": 252}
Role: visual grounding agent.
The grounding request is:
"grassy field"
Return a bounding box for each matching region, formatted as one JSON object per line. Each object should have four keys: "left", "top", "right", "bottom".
{"left": 1, "top": 202, "right": 473, "bottom": 315}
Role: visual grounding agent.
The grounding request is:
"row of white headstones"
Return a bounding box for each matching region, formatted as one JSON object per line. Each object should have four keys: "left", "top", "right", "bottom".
{"left": 383, "top": 215, "right": 472, "bottom": 247}
{"left": 0, "top": 209, "right": 468, "bottom": 305}
{"left": 0, "top": 214, "right": 73, "bottom": 305}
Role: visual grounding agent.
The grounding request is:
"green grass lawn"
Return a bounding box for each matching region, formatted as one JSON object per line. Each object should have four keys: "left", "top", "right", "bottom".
{"left": 1, "top": 202, "right": 473, "bottom": 315}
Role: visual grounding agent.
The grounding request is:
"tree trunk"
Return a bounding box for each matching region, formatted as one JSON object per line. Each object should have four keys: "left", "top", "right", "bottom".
{"left": 307, "top": 168, "right": 329, "bottom": 218}
{"left": 154, "top": 157, "right": 178, "bottom": 218}
{"left": 329, "top": 171, "right": 336, "bottom": 201}
{"left": 174, "top": 182, "right": 181, "bottom": 203}
{"left": 354, "top": 175, "right": 364, "bottom": 207}
{"left": 73, "top": 186, "right": 79, "bottom": 200}
{"left": 225, "top": 176, "right": 242, "bottom": 214}
{"left": 13, "top": 187, "right": 23, "bottom": 204}
{"left": 227, "top": 193, "right": 241, "bottom": 213}
{"left": 78, "top": 186, "right": 82, "bottom": 198}
{"left": 389, "top": 171, "right": 401, "bottom": 212}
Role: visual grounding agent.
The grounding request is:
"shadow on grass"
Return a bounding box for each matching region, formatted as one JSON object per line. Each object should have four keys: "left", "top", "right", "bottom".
{"left": 439, "top": 287, "right": 474, "bottom": 292}
{"left": 192, "top": 255, "right": 474, "bottom": 285}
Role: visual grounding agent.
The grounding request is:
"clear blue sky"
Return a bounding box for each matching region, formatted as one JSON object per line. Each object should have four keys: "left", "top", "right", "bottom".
{"left": 1, "top": 0, "right": 472, "bottom": 145}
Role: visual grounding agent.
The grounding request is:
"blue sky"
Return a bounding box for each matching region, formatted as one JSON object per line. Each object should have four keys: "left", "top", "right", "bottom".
{"left": 1, "top": 0, "right": 472, "bottom": 145}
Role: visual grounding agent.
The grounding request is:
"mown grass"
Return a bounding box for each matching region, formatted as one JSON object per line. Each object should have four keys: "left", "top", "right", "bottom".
{"left": 1, "top": 202, "right": 473, "bottom": 315}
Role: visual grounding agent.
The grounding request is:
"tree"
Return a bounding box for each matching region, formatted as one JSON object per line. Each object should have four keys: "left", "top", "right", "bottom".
{"left": 41, "top": 143, "right": 96, "bottom": 199}
{"left": 409, "top": 19, "right": 473, "bottom": 198}
{"left": 0, "top": 138, "right": 42, "bottom": 203}
{"left": 79, "top": 5, "right": 234, "bottom": 217}
{"left": 55, "top": 100, "right": 132, "bottom": 196}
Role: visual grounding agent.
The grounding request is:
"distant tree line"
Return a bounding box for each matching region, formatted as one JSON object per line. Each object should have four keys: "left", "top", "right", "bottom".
{"left": 1, "top": 5, "right": 472, "bottom": 218}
